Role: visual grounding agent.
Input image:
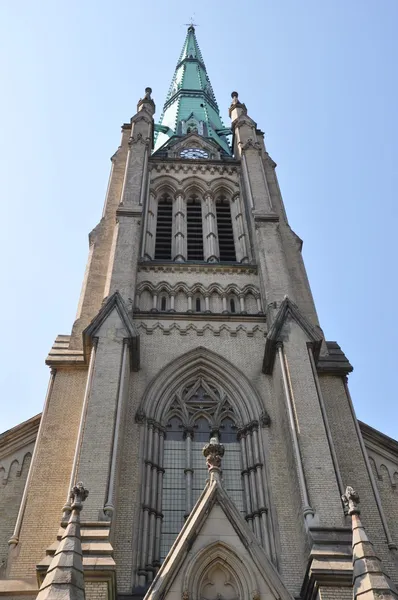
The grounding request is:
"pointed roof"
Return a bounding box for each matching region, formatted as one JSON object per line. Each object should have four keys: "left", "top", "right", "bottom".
{"left": 342, "top": 486, "right": 398, "bottom": 600}
{"left": 153, "top": 25, "right": 231, "bottom": 155}
{"left": 83, "top": 291, "right": 139, "bottom": 370}
{"left": 144, "top": 438, "right": 293, "bottom": 600}
{"left": 36, "top": 483, "right": 89, "bottom": 600}
{"left": 262, "top": 296, "right": 323, "bottom": 374}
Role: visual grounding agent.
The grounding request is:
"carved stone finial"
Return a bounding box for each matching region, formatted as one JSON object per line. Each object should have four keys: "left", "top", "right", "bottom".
{"left": 70, "top": 482, "right": 89, "bottom": 509}
{"left": 182, "top": 591, "right": 189, "bottom": 600}
{"left": 203, "top": 436, "right": 225, "bottom": 471}
{"left": 342, "top": 485, "right": 360, "bottom": 515}
{"left": 229, "top": 91, "right": 247, "bottom": 117}
{"left": 145, "top": 87, "right": 152, "bottom": 99}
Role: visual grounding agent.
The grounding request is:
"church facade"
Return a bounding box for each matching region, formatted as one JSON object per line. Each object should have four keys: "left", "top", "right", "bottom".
{"left": 0, "top": 26, "right": 397, "bottom": 600}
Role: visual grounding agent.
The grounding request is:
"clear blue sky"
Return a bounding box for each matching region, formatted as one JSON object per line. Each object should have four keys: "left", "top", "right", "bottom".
{"left": 0, "top": 1, "right": 397, "bottom": 438}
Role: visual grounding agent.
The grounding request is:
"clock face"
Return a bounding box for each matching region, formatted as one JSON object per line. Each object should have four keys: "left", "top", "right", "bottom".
{"left": 180, "top": 147, "right": 209, "bottom": 160}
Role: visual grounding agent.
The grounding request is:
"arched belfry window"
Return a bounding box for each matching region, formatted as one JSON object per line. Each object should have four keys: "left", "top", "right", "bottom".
{"left": 134, "top": 357, "right": 275, "bottom": 588}
{"left": 216, "top": 197, "right": 236, "bottom": 262}
{"left": 187, "top": 195, "right": 204, "bottom": 260}
{"left": 154, "top": 194, "right": 173, "bottom": 260}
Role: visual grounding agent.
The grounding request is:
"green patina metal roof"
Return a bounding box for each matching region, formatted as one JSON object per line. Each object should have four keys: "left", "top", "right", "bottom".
{"left": 153, "top": 26, "right": 231, "bottom": 155}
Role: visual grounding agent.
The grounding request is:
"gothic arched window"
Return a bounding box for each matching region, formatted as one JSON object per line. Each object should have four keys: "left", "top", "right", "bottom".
{"left": 154, "top": 194, "right": 173, "bottom": 260}
{"left": 160, "top": 378, "right": 244, "bottom": 561}
{"left": 216, "top": 197, "right": 236, "bottom": 262}
{"left": 187, "top": 195, "right": 204, "bottom": 260}
{"left": 135, "top": 369, "right": 274, "bottom": 588}
{"left": 195, "top": 296, "right": 202, "bottom": 313}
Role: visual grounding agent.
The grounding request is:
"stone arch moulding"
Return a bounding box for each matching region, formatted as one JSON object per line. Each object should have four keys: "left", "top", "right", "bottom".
{"left": 137, "top": 346, "right": 265, "bottom": 425}
{"left": 183, "top": 542, "right": 257, "bottom": 600}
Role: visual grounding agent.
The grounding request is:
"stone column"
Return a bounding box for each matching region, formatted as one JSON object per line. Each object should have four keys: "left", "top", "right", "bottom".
{"left": 239, "top": 294, "right": 246, "bottom": 314}
{"left": 154, "top": 429, "right": 164, "bottom": 569}
{"left": 184, "top": 430, "right": 193, "bottom": 516}
{"left": 230, "top": 194, "right": 248, "bottom": 263}
{"left": 203, "top": 192, "right": 219, "bottom": 262}
{"left": 173, "top": 191, "right": 187, "bottom": 261}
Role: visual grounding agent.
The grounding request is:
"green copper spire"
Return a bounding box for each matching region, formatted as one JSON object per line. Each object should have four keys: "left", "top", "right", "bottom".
{"left": 154, "top": 25, "right": 231, "bottom": 155}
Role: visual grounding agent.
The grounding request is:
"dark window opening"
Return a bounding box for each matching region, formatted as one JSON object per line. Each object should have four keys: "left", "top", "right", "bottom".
{"left": 155, "top": 196, "right": 173, "bottom": 260}
{"left": 187, "top": 197, "right": 204, "bottom": 261}
{"left": 195, "top": 297, "right": 201, "bottom": 312}
{"left": 161, "top": 296, "right": 167, "bottom": 311}
{"left": 230, "top": 298, "right": 236, "bottom": 313}
{"left": 216, "top": 198, "right": 236, "bottom": 262}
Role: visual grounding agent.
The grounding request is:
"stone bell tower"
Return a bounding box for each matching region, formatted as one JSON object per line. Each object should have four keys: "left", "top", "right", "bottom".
{"left": 1, "top": 23, "right": 397, "bottom": 600}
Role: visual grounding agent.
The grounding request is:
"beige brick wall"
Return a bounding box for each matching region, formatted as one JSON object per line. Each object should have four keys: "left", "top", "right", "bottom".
{"left": 318, "top": 587, "right": 352, "bottom": 600}
{"left": 85, "top": 581, "right": 108, "bottom": 600}
{"left": 370, "top": 460, "right": 398, "bottom": 552}
{"left": 8, "top": 369, "right": 87, "bottom": 580}
{"left": 0, "top": 453, "right": 31, "bottom": 576}
{"left": 319, "top": 374, "right": 397, "bottom": 583}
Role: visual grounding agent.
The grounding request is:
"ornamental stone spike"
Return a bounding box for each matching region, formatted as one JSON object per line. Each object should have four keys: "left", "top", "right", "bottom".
{"left": 36, "top": 483, "right": 89, "bottom": 600}
{"left": 342, "top": 486, "right": 398, "bottom": 600}
{"left": 137, "top": 86, "right": 155, "bottom": 115}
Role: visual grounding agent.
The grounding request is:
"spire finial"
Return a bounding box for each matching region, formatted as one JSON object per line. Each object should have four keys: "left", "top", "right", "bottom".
{"left": 137, "top": 86, "right": 155, "bottom": 115}
{"left": 184, "top": 16, "right": 197, "bottom": 31}
{"left": 229, "top": 91, "right": 247, "bottom": 118}
{"left": 203, "top": 434, "right": 224, "bottom": 474}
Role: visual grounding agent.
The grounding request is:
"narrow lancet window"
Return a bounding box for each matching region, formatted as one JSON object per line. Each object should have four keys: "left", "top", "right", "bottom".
{"left": 187, "top": 196, "right": 204, "bottom": 260}
{"left": 216, "top": 198, "right": 236, "bottom": 262}
{"left": 155, "top": 195, "right": 173, "bottom": 260}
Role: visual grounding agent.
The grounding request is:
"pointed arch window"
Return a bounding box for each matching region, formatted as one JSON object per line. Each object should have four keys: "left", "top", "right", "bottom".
{"left": 187, "top": 195, "right": 204, "bottom": 260}
{"left": 155, "top": 194, "right": 173, "bottom": 260}
{"left": 160, "top": 296, "right": 167, "bottom": 312}
{"left": 159, "top": 378, "right": 244, "bottom": 562}
{"left": 216, "top": 197, "right": 236, "bottom": 262}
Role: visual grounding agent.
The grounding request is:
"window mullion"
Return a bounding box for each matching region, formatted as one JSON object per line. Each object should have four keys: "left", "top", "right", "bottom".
{"left": 173, "top": 191, "right": 187, "bottom": 261}
{"left": 204, "top": 192, "right": 219, "bottom": 262}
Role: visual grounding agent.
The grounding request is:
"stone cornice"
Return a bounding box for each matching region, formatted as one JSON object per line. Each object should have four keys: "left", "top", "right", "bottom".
{"left": 0, "top": 413, "right": 40, "bottom": 458}
{"left": 134, "top": 312, "right": 266, "bottom": 323}
{"left": 253, "top": 212, "right": 279, "bottom": 223}
{"left": 138, "top": 261, "right": 257, "bottom": 275}
{"left": 359, "top": 420, "right": 398, "bottom": 460}
{"left": 148, "top": 160, "right": 240, "bottom": 176}
{"left": 116, "top": 207, "right": 142, "bottom": 218}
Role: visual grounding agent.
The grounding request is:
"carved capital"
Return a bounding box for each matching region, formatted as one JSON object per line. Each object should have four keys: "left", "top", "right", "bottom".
{"left": 239, "top": 138, "right": 262, "bottom": 153}
{"left": 129, "top": 132, "right": 151, "bottom": 147}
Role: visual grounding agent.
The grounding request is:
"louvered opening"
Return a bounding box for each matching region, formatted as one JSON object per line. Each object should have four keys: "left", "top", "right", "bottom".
{"left": 216, "top": 198, "right": 236, "bottom": 262}
{"left": 187, "top": 197, "right": 204, "bottom": 261}
{"left": 155, "top": 196, "right": 173, "bottom": 260}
